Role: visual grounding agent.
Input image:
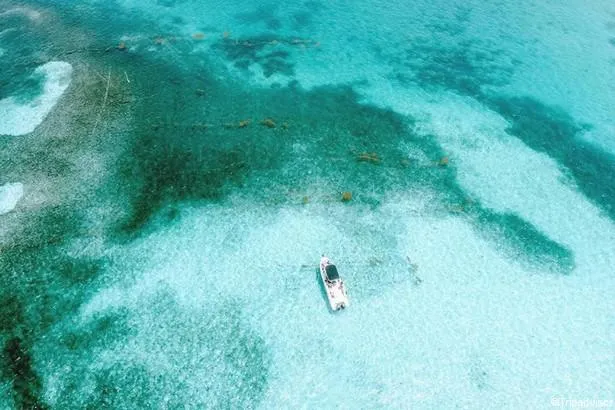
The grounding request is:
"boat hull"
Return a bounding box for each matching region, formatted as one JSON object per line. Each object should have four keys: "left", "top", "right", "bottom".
{"left": 320, "top": 257, "right": 349, "bottom": 311}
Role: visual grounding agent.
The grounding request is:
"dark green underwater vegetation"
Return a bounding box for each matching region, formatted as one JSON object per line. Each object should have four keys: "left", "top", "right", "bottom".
{"left": 392, "top": 18, "right": 615, "bottom": 223}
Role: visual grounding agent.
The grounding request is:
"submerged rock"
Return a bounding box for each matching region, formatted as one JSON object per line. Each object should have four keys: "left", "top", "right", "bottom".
{"left": 260, "top": 118, "right": 276, "bottom": 128}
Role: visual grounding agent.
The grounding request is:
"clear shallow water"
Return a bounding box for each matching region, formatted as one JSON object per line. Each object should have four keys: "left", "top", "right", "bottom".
{"left": 1, "top": 0, "right": 614, "bottom": 408}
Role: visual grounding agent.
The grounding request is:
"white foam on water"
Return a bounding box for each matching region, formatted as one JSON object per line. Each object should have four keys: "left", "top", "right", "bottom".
{"left": 0, "top": 182, "right": 24, "bottom": 215}
{"left": 0, "top": 61, "right": 72, "bottom": 136}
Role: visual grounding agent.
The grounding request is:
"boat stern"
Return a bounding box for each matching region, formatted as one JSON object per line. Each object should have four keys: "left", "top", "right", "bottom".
{"left": 327, "top": 280, "right": 349, "bottom": 311}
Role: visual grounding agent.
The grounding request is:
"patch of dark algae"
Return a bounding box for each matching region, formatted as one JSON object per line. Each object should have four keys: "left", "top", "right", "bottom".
{"left": 0, "top": 2, "right": 143, "bottom": 408}
{"left": 108, "top": 33, "right": 575, "bottom": 275}
{"left": 475, "top": 210, "right": 575, "bottom": 274}
{"left": 45, "top": 290, "right": 271, "bottom": 409}
{"left": 486, "top": 96, "right": 615, "bottom": 222}
{"left": 396, "top": 28, "right": 615, "bottom": 224}
{"left": 0, "top": 2, "right": 274, "bottom": 408}
{"left": 112, "top": 52, "right": 418, "bottom": 236}
{"left": 2, "top": 338, "right": 47, "bottom": 410}
{"left": 0, "top": 206, "right": 109, "bottom": 409}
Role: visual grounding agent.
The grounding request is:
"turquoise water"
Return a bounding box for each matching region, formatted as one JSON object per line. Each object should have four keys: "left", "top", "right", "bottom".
{"left": 1, "top": 0, "right": 614, "bottom": 408}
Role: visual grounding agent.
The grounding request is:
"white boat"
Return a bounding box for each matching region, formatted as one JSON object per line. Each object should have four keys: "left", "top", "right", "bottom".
{"left": 319, "top": 256, "right": 349, "bottom": 311}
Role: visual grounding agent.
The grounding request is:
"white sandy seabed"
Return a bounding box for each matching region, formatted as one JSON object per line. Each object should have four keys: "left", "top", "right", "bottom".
{"left": 72, "top": 187, "right": 614, "bottom": 409}
{"left": 0, "top": 61, "right": 71, "bottom": 218}
{"left": 0, "top": 61, "right": 72, "bottom": 136}
{"left": 0, "top": 182, "right": 23, "bottom": 215}
{"left": 67, "top": 91, "right": 615, "bottom": 408}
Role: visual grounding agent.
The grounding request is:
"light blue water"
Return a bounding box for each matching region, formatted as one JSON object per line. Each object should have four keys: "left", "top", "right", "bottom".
{"left": 1, "top": 0, "right": 614, "bottom": 408}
